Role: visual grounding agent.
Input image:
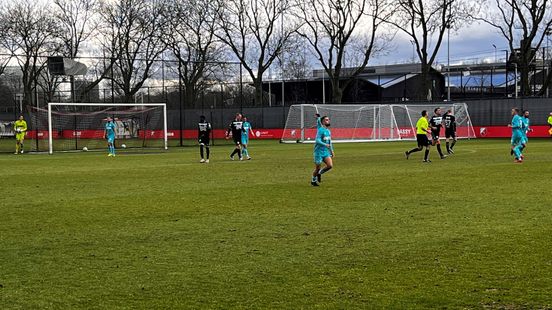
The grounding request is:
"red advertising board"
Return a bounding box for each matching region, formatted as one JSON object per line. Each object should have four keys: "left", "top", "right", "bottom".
{"left": 24, "top": 126, "right": 552, "bottom": 140}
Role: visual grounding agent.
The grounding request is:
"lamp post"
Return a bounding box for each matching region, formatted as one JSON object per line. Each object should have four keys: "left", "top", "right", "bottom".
{"left": 446, "top": 15, "right": 452, "bottom": 102}
{"left": 546, "top": 28, "right": 552, "bottom": 97}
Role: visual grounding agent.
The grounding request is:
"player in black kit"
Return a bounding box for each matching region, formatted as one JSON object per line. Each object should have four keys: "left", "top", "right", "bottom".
{"left": 429, "top": 107, "right": 447, "bottom": 159}
{"left": 443, "top": 109, "right": 457, "bottom": 154}
{"left": 198, "top": 115, "right": 211, "bottom": 163}
{"left": 225, "top": 113, "right": 244, "bottom": 160}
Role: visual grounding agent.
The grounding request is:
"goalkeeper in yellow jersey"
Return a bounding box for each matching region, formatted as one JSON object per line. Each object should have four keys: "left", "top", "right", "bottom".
{"left": 14, "top": 115, "right": 27, "bottom": 154}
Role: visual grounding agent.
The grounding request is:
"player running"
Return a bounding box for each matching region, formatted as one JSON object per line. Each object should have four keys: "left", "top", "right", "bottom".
{"left": 508, "top": 108, "right": 524, "bottom": 163}
{"left": 241, "top": 116, "right": 253, "bottom": 160}
{"left": 13, "top": 115, "right": 27, "bottom": 154}
{"left": 443, "top": 109, "right": 457, "bottom": 154}
{"left": 104, "top": 116, "right": 116, "bottom": 157}
{"left": 519, "top": 110, "right": 531, "bottom": 157}
{"left": 429, "top": 108, "right": 447, "bottom": 159}
{"left": 311, "top": 115, "right": 334, "bottom": 186}
{"left": 405, "top": 110, "right": 432, "bottom": 162}
{"left": 198, "top": 115, "right": 211, "bottom": 163}
{"left": 226, "top": 113, "right": 243, "bottom": 160}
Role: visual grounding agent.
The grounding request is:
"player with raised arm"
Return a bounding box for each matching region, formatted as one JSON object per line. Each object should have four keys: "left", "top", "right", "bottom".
{"left": 429, "top": 108, "right": 447, "bottom": 159}
{"left": 311, "top": 115, "right": 334, "bottom": 186}
{"left": 226, "top": 113, "right": 243, "bottom": 160}
{"left": 198, "top": 115, "right": 211, "bottom": 163}
{"left": 315, "top": 113, "right": 322, "bottom": 128}
{"left": 104, "top": 116, "right": 117, "bottom": 157}
{"left": 241, "top": 116, "right": 253, "bottom": 160}
{"left": 13, "top": 115, "right": 27, "bottom": 154}
{"left": 508, "top": 108, "right": 523, "bottom": 163}
{"left": 405, "top": 110, "right": 432, "bottom": 162}
{"left": 443, "top": 109, "right": 457, "bottom": 154}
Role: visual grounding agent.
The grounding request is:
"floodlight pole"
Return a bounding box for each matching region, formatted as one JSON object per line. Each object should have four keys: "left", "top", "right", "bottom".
{"left": 280, "top": 0, "right": 285, "bottom": 108}
{"left": 178, "top": 59, "right": 183, "bottom": 147}
{"left": 239, "top": 65, "right": 243, "bottom": 113}
{"left": 447, "top": 16, "right": 451, "bottom": 102}
{"left": 322, "top": 70, "right": 326, "bottom": 104}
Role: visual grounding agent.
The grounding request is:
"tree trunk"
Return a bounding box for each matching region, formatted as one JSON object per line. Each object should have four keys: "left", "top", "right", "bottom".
{"left": 253, "top": 78, "right": 263, "bottom": 107}
{"left": 519, "top": 60, "right": 531, "bottom": 97}
{"left": 183, "top": 85, "right": 198, "bottom": 109}
{"left": 330, "top": 79, "right": 343, "bottom": 104}
{"left": 419, "top": 64, "right": 432, "bottom": 101}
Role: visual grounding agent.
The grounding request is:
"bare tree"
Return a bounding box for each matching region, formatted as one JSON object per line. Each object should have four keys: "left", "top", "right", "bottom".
{"left": 51, "top": 0, "right": 107, "bottom": 102}
{"left": 215, "top": 0, "right": 297, "bottom": 106}
{"left": 474, "top": 0, "right": 552, "bottom": 96}
{"left": 295, "top": 0, "right": 393, "bottom": 103}
{"left": 0, "top": 0, "right": 63, "bottom": 107}
{"left": 163, "top": 0, "right": 227, "bottom": 108}
{"left": 280, "top": 36, "right": 313, "bottom": 80}
{"left": 385, "top": 0, "right": 475, "bottom": 101}
{"left": 99, "top": 0, "right": 168, "bottom": 103}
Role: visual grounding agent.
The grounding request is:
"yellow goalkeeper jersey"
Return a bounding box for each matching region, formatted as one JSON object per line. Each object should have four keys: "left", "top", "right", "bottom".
{"left": 14, "top": 119, "right": 27, "bottom": 132}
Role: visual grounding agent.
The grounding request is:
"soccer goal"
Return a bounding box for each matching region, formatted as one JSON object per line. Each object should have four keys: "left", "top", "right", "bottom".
{"left": 29, "top": 103, "right": 168, "bottom": 154}
{"left": 281, "top": 103, "right": 476, "bottom": 143}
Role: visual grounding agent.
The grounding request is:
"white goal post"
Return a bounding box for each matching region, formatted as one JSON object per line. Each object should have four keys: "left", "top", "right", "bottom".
{"left": 43, "top": 102, "right": 168, "bottom": 154}
{"left": 281, "top": 103, "right": 475, "bottom": 143}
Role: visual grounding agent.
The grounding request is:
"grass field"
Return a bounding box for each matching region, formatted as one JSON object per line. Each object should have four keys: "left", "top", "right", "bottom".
{"left": 2, "top": 139, "right": 552, "bottom": 309}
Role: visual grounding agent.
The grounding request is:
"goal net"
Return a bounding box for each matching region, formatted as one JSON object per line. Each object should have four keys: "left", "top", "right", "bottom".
{"left": 28, "top": 103, "right": 168, "bottom": 154}
{"left": 281, "top": 103, "right": 475, "bottom": 143}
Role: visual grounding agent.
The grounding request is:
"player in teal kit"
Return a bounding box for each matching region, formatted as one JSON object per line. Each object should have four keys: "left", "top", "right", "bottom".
{"left": 104, "top": 116, "right": 117, "bottom": 157}
{"left": 241, "top": 116, "right": 253, "bottom": 160}
{"left": 519, "top": 110, "right": 531, "bottom": 157}
{"left": 509, "top": 108, "right": 523, "bottom": 163}
{"left": 311, "top": 115, "right": 334, "bottom": 186}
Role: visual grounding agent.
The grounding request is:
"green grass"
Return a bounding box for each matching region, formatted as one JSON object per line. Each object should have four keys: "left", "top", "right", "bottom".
{"left": 1, "top": 139, "right": 552, "bottom": 309}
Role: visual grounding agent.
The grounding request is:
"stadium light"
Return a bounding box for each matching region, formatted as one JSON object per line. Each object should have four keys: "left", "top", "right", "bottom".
{"left": 447, "top": 15, "right": 452, "bottom": 102}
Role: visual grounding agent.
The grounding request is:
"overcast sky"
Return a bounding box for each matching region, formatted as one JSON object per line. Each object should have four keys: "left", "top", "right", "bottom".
{"left": 371, "top": 22, "right": 509, "bottom": 66}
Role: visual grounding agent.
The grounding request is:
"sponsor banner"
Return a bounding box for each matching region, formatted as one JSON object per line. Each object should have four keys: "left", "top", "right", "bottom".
{"left": 180, "top": 129, "right": 284, "bottom": 139}
{"left": 26, "top": 130, "right": 60, "bottom": 139}
{"left": 474, "top": 125, "right": 552, "bottom": 138}
{"left": 25, "top": 126, "right": 552, "bottom": 140}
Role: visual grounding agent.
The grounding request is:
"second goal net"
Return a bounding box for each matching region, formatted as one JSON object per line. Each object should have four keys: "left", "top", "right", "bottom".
{"left": 281, "top": 103, "right": 475, "bottom": 143}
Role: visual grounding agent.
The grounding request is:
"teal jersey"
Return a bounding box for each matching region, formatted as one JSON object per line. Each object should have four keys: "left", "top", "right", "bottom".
{"left": 105, "top": 121, "right": 116, "bottom": 137}
{"left": 521, "top": 117, "right": 530, "bottom": 135}
{"left": 314, "top": 126, "right": 332, "bottom": 155}
{"left": 316, "top": 117, "right": 322, "bottom": 129}
{"left": 242, "top": 121, "right": 252, "bottom": 137}
{"left": 511, "top": 115, "right": 523, "bottom": 134}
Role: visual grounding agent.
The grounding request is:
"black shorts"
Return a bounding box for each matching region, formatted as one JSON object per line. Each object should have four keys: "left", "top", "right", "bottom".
{"left": 416, "top": 134, "right": 430, "bottom": 147}
{"left": 198, "top": 135, "right": 210, "bottom": 146}
{"left": 232, "top": 137, "right": 241, "bottom": 146}
{"left": 445, "top": 129, "right": 456, "bottom": 139}
{"left": 431, "top": 131, "right": 440, "bottom": 141}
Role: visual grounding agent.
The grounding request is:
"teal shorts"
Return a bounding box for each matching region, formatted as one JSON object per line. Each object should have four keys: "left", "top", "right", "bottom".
{"left": 511, "top": 131, "right": 523, "bottom": 146}
{"left": 314, "top": 151, "right": 331, "bottom": 165}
